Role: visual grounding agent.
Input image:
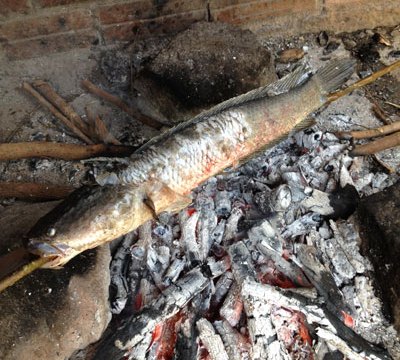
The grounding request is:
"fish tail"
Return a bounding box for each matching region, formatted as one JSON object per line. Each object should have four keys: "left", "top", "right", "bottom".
{"left": 315, "top": 58, "right": 356, "bottom": 95}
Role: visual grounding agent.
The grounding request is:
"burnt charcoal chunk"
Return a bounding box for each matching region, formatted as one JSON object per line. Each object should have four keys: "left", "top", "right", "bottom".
{"left": 356, "top": 181, "right": 400, "bottom": 330}
{"left": 148, "top": 21, "right": 276, "bottom": 107}
{"left": 328, "top": 184, "right": 359, "bottom": 220}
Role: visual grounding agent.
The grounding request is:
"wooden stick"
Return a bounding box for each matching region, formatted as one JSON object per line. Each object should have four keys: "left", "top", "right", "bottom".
{"left": 350, "top": 131, "right": 400, "bottom": 156}
{"left": 32, "top": 80, "right": 90, "bottom": 134}
{"left": 22, "top": 82, "right": 94, "bottom": 144}
{"left": 0, "top": 256, "right": 52, "bottom": 293}
{"left": 385, "top": 101, "right": 400, "bottom": 109}
{"left": 81, "top": 79, "right": 166, "bottom": 130}
{"left": 336, "top": 120, "right": 400, "bottom": 140}
{"left": 0, "top": 142, "right": 136, "bottom": 161}
{"left": 0, "top": 247, "right": 34, "bottom": 281}
{"left": 327, "top": 60, "right": 400, "bottom": 103}
{"left": 0, "top": 182, "right": 74, "bottom": 200}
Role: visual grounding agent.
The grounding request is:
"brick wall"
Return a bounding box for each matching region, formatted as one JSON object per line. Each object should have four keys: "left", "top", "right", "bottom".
{"left": 0, "top": 0, "right": 399, "bottom": 60}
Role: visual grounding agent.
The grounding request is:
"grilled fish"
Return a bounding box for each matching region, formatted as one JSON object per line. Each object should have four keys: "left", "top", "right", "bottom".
{"left": 26, "top": 59, "right": 355, "bottom": 268}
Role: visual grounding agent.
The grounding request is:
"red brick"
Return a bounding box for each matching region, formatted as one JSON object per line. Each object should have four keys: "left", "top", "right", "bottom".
{"left": 102, "top": 9, "right": 206, "bottom": 42}
{"left": 0, "top": 9, "right": 94, "bottom": 41}
{"left": 3, "top": 30, "right": 97, "bottom": 60}
{"left": 98, "top": 0, "right": 206, "bottom": 25}
{"left": 210, "top": 0, "right": 253, "bottom": 9}
{"left": 0, "top": 0, "right": 31, "bottom": 16}
{"left": 214, "top": 0, "right": 316, "bottom": 23}
{"left": 34, "top": 0, "right": 91, "bottom": 7}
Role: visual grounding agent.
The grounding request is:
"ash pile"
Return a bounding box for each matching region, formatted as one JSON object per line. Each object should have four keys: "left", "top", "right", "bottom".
{"left": 83, "top": 24, "right": 400, "bottom": 360}
{"left": 93, "top": 132, "right": 399, "bottom": 360}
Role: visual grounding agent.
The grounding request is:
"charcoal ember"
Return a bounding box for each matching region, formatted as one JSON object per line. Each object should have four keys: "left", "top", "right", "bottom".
{"left": 196, "top": 318, "right": 229, "bottom": 360}
{"left": 146, "top": 245, "right": 171, "bottom": 289}
{"left": 214, "top": 320, "right": 251, "bottom": 360}
{"left": 214, "top": 190, "right": 232, "bottom": 217}
{"left": 223, "top": 207, "right": 244, "bottom": 243}
{"left": 94, "top": 267, "right": 211, "bottom": 359}
{"left": 229, "top": 241, "right": 257, "bottom": 286}
{"left": 356, "top": 181, "right": 400, "bottom": 330}
{"left": 210, "top": 219, "right": 226, "bottom": 245}
{"left": 210, "top": 272, "right": 234, "bottom": 309}
{"left": 198, "top": 208, "right": 218, "bottom": 261}
{"left": 301, "top": 189, "right": 334, "bottom": 216}
{"left": 174, "top": 315, "right": 199, "bottom": 360}
{"left": 191, "top": 281, "right": 213, "bottom": 315}
{"left": 270, "top": 307, "right": 314, "bottom": 359}
{"left": 328, "top": 184, "right": 360, "bottom": 220}
{"left": 254, "top": 184, "right": 292, "bottom": 216}
{"left": 179, "top": 210, "right": 201, "bottom": 266}
{"left": 294, "top": 245, "right": 351, "bottom": 318}
{"left": 109, "top": 233, "right": 135, "bottom": 314}
{"left": 147, "top": 21, "right": 276, "bottom": 106}
{"left": 319, "top": 236, "right": 356, "bottom": 285}
{"left": 163, "top": 257, "right": 186, "bottom": 287}
{"left": 219, "top": 283, "right": 243, "bottom": 327}
{"left": 330, "top": 221, "right": 367, "bottom": 274}
{"left": 282, "top": 213, "right": 321, "bottom": 238}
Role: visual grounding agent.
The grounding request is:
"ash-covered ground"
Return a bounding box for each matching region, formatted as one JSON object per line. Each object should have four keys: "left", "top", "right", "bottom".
{"left": 0, "top": 22, "right": 400, "bottom": 360}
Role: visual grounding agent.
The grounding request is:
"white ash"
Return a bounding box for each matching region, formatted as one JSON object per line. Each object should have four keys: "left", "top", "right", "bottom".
{"left": 105, "top": 46, "right": 400, "bottom": 359}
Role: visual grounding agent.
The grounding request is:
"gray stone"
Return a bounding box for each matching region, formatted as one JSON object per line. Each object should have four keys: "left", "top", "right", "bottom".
{"left": 147, "top": 21, "right": 276, "bottom": 107}
{"left": 0, "top": 202, "right": 111, "bottom": 360}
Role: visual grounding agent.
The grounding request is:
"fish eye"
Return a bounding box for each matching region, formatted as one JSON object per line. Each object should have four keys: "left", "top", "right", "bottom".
{"left": 47, "top": 228, "right": 56, "bottom": 237}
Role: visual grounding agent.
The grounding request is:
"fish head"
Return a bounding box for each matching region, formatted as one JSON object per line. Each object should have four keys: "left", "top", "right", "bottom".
{"left": 25, "top": 229, "right": 78, "bottom": 268}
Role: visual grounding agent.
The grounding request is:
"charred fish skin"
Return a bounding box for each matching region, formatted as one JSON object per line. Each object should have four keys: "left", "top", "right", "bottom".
{"left": 26, "top": 59, "right": 355, "bottom": 267}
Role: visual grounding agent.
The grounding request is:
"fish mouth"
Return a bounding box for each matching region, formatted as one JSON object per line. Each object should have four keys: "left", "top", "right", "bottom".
{"left": 27, "top": 240, "right": 71, "bottom": 258}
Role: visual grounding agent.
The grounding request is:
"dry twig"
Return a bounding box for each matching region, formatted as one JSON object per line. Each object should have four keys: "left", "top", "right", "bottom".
{"left": 351, "top": 130, "right": 400, "bottom": 156}
{"left": 32, "top": 80, "right": 89, "bottom": 134}
{"left": 0, "top": 142, "right": 136, "bottom": 161}
{"left": 22, "top": 82, "right": 94, "bottom": 144}
{"left": 0, "top": 182, "right": 74, "bottom": 200}
{"left": 81, "top": 79, "right": 166, "bottom": 130}
{"left": 385, "top": 101, "right": 400, "bottom": 109}
{"left": 336, "top": 120, "right": 400, "bottom": 139}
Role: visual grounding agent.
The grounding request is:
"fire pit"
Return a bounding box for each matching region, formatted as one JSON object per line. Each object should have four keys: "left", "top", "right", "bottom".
{"left": 0, "top": 2, "right": 400, "bottom": 360}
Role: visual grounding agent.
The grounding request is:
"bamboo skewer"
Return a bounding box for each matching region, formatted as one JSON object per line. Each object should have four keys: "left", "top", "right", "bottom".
{"left": 327, "top": 60, "right": 400, "bottom": 103}
{"left": 0, "top": 256, "right": 52, "bottom": 293}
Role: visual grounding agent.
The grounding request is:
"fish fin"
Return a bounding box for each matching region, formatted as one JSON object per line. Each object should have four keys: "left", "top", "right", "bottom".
{"left": 134, "top": 63, "right": 313, "bottom": 154}
{"left": 315, "top": 58, "right": 356, "bottom": 95}
{"left": 145, "top": 181, "right": 192, "bottom": 214}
